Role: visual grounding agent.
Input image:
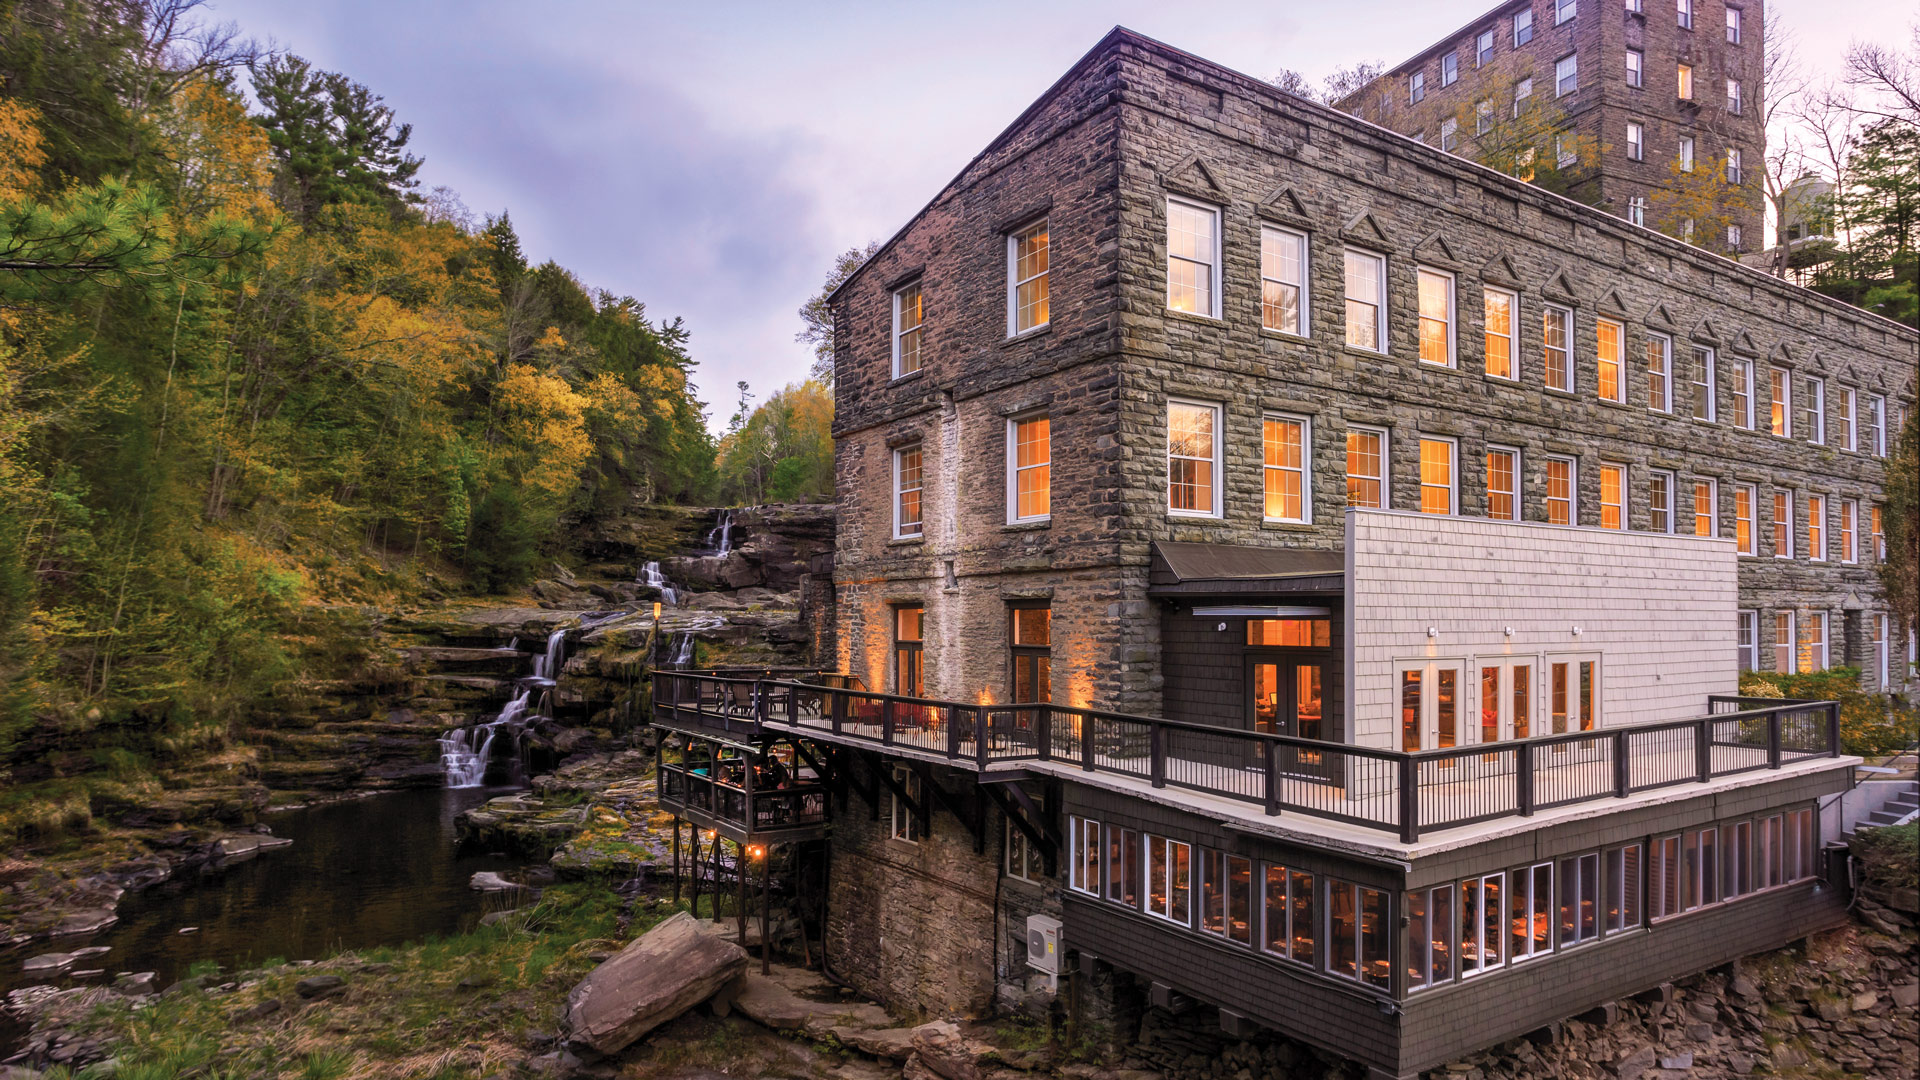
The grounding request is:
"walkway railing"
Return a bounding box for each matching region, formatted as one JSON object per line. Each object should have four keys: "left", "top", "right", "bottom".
{"left": 655, "top": 673, "right": 1840, "bottom": 843}
{"left": 658, "top": 762, "right": 830, "bottom": 833}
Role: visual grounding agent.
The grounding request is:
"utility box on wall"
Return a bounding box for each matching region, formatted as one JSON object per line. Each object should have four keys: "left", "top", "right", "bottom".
{"left": 1026, "top": 913, "right": 1061, "bottom": 989}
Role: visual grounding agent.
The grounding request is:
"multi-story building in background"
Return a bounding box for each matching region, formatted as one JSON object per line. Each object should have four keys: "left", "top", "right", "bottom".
{"left": 654, "top": 25, "right": 1915, "bottom": 1080}
{"left": 1333, "top": 0, "right": 1765, "bottom": 255}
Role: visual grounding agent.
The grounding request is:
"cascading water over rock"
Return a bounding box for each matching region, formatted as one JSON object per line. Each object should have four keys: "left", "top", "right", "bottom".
{"left": 439, "top": 629, "right": 564, "bottom": 788}
{"left": 640, "top": 560, "right": 680, "bottom": 606}
{"left": 704, "top": 509, "right": 734, "bottom": 557}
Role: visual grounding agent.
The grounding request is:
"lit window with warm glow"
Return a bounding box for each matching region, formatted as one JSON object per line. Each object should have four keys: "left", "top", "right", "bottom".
{"left": 893, "top": 606, "right": 924, "bottom": 699}
{"left": 1646, "top": 334, "right": 1672, "bottom": 411}
{"left": 1418, "top": 268, "right": 1455, "bottom": 367}
{"left": 1347, "top": 427, "right": 1387, "bottom": 508}
{"left": 1168, "top": 400, "right": 1221, "bottom": 517}
{"left": 1263, "top": 415, "right": 1309, "bottom": 522}
{"left": 1247, "top": 619, "right": 1331, "bottom": 647}
{"left": 1543, "top": 305, "right": 1573, "bottom": 391}
{"left": 1693, "top": 479, "right": 1716, "bottom": 537}
{"left": 1261, "top": 226, "right": 1307, "bottom": 335}
{"left": 1166, "top": 198, "right": 1220, "bottom": 317}
{"left": 1599, "top": 463, "right": 1626, "bottom": 529}
{"left": 1735, "top": 485, "right": 1756, "bottom": 555}
{"left": 893, "top": 446, "right": 923, "bottom": 539}
{"left": 1010, "top": 604, "right": 1051, "bottom": 704}
{"left": 1008, "top": 415, "right": 1050, "bottom": 522}
{"left": 1485, "top": 287, "right": 1516, "bottom": 379}
{"left": 1008, "top": 219, "right": 1049, "bottom": 335}
{"left": 1420, "top": 437, "right": 1456, "bottom": 515}
{"left": 1596, "top": 318, "right": 1624, "bottom": 402}
{"left": 1807, "top": 494, "right": 1826, "bottom": 560}
{"left": 1769, "top": 368, "right": 1791, "bottom": 436}
{"left": 1677, "top": 63, "right": 1693, "bottom": 100}
{"left": 1487, "top": 447, "right": 1519, "bottom": 521}
{"left": 1546, "top": 457, "right": 1576, "bottom": 525}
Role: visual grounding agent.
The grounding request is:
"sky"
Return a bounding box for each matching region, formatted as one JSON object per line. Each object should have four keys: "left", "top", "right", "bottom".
{"left": 207, "top": 0, "right": 1907, "bottom": 430}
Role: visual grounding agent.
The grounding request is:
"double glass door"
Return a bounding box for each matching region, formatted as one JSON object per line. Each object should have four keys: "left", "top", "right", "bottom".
{"left": 1250, "top": 657, "right": 1325, "bottom": 743}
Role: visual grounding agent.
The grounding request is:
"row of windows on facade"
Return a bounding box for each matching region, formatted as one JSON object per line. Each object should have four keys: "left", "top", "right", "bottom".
{"left": 1405, "top": 0, "right": 1745, "bottom": 106}
{"left": 1412, "top": 47, "right": 1745, "bottom": 128}
{"left": 1737, "top": 609, "right": 1911, "bottom": 689}
{"left": 1057, "top": 804, "right": 1810, "bottom": 995}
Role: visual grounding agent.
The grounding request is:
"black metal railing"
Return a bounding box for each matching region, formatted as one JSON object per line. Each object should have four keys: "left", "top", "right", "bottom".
{"left": 657, "top": 761, "right": 829, "bottom": 834}
{"left": 655, "top": 673, "right": 1841, "bottom": 843}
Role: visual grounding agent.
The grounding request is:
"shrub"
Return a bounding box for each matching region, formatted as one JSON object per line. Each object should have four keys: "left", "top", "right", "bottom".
{"left": 1739, "top": 667, "right": 1919, "bottom": 758}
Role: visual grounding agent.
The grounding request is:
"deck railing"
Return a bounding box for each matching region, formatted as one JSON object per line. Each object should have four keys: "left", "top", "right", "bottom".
{"left": 657, "top": 761, "right": 829, "bottom": 834}
{"left": 655, "top": 674, "right": 1840, "bottom": 843}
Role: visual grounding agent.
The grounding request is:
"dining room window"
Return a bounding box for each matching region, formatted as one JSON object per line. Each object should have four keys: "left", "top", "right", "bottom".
{"left": 1201, "top": 849, "right": 1254, "bottom": 945}
{"left": 1510, "top": 863, "right": 1555, "bottom": 960}
{"left": 1263, "top": 864, "right": 1317, "bottom": 965}
{"left": 1408, "top": 885, "right": 1454, "bottom": 989}
{"left": 1559, "top": 851, "right": 1602, "bottom": 946}
{"left": 1145, "top": 834, "right": 1193, "bottom": 925}
{"left": 1458, "top": 872, "right": 1506, "bottom": 977}
{"left": 1070, "top": 816, "right": 1102, "bottom": 894}
{"left": 1605, "top": 843, "right": 1642, "bottom": 933}
{"left": 1328, "top": 880, "right": 1391, "bottom": 989}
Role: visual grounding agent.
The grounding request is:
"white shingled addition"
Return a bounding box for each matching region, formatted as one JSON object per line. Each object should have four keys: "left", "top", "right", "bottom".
{"left": 1344, "top": 508, "right": 1740, "bottom": 752}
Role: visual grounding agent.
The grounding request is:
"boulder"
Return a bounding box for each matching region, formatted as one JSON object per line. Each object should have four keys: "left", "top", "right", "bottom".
{"left": 470, "top": 871, "right": 521, "bottom": 892}
{"left": 563, "top": 911, "right": 747, "bottom": 1055}
{"left": 912, "top": 1020, "right": 986, "bottom": 1080}
{"left": 296, "top": 974, "right": 346, "bottom": 999}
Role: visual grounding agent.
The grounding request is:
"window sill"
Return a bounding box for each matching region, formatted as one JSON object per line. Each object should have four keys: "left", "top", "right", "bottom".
{"left": 888, "top": 536, "right": 925, "bottom": 547}
{"left": 1595, "top": 397, "right": 1633, "bottom": 411}
{"left": 1342, "top": 344, "right": 1391, "bottom": 360}
{"left": 1004, "top": 519, "right": 1051, "bottom": 532}
{"left": 890, "top": 369, "right": 926, "bottom": 386}
{"left": 1166, "top": 514, "right": 1227, "bottom": 525}
{"left": 1482, "top": 371, "right": 1521, "bottom": 385}
{"left": 1418, "top": 359, "right": 1463, "bottom": 374}
{"left": 1162, "top": 308, "right": 1227, "bottom": 328}
{"left": 1259, "top": 328, "right": 1312, "bottom": 345}
{"left": 1002, "top": 325, "right": 1051, "bottom": 348}
{"left": 1261, "top": 519, "right": 1318, "bottom": 531}
{"left": 1543, "top": 386, "right": 1579, "bottom": 398}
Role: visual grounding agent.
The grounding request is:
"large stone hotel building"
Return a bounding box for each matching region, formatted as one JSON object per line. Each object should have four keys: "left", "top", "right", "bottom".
{"left": 653, "top": 24, "right": 1915, "bottom": 1080}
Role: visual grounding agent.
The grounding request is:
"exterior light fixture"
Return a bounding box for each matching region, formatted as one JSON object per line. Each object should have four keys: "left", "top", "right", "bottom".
{"left": 1503, "top": 626, "right": 1515, "bottom": 637}
{"left": 1218, "top": 622, "right": 1228, "bottom": 632}
{"left": 1426, "top": 626, "right": 1439, "bottom": 638}
{"left": 1571, "top": 625, "right": 1584, "bottom": 636}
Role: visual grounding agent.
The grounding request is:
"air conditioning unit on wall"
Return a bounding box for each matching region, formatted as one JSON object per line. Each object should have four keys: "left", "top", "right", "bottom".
{"left": 1026, "top": 914, "right": 1062, "bottom": 979}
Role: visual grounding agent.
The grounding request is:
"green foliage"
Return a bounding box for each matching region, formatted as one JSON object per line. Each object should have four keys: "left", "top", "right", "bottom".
{"left": 1881, "top": 407, "right": 1918, "bottom": 641}
{"left": 250, "top": 53, "right": 422, "bottom": 224}
{"left": 714, "top": 380, "right": 832, "bottom": 506}
{"left": 1808, "top": 120, "right": 1920, "bottom": 325}
{"left": 795, "top": 241, "right": 878, "bottom": 384}
{"left": 1851, "top": 823, "right": 1919, "bottom": 890}
{"left": 464, "top": 484, "right": 540, "bottom": 591}
{"left": 1738, "top": 667, "right": 1920, "bottom": 757}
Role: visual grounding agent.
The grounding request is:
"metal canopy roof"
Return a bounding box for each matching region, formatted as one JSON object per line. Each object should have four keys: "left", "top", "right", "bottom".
{"left": 1147, "top": 541, "right": 1344, "bottom": 596}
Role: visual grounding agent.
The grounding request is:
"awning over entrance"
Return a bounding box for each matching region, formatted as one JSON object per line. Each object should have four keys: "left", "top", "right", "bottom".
{"left": 1147, "top": 541, "right": 1344, "bottom": 596}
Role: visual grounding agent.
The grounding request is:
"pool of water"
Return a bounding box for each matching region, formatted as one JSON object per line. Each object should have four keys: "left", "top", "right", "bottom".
{"left": 2, "top": 786, "right": 528, "bottom": 1052}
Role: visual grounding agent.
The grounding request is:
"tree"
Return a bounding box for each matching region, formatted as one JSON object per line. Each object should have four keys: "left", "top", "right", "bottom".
{"left": 1447, "top": 81, "right": 1603, "bottom": 204}
{"left": 250, "top": 53, "right": 422, "bottom": 224}
{"left": 795, "top": 240, "right": 878, "bottom": 385}
{"left": 1649, "top": 153, "right": 1759, "bottom": 256}
{"left": 1806, "top": 120, "right": 1919, "bottom": 322}
{"left": 1881, "top": 409, "right": 1919, "bottom": 650}
{"left": 713, "top": 380, "right": 833, "bottom": 505}
{"left": 1321, "top": 62, "right": 1386, "bottom": 108}
{"left": 1843, "top": 24, "right": 1920, "bottom": 130}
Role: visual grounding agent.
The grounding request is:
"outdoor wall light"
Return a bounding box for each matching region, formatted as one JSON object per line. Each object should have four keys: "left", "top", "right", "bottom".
{"left": 1503, "top": 626, "right": 1515, "bottom": 637}
{"left": 1218, "top": 622, "right": 1228, "bottom": 632}
{"left": 1571, "top": 625, "right": 1584, "bottom": 635}
{"left": 1426, "top": 626, "right": 1438, "bottom": 638}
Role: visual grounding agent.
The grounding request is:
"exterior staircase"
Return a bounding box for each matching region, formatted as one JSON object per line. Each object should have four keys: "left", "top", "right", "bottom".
{"left": 1857, "top": 779, "right": 1920, "bottom": 830}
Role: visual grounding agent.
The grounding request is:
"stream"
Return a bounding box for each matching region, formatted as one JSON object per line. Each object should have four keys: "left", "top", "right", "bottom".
{"left": 2, "top": 785, "right": 526, "bottom": 1053}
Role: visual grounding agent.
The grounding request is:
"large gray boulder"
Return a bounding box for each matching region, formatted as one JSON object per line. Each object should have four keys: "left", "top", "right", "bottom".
{"left": 563, "top": 912, "right": 747, "bottom": 1055}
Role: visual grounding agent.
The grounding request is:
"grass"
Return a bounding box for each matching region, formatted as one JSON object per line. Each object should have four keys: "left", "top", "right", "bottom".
{"left": 57, "top": 884, "right": 642, "bottom": 1080}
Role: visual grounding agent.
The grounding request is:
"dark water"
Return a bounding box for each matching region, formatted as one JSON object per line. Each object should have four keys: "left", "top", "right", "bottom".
{"left": 3, "top": 786, "right": 527, "bottom": 1051}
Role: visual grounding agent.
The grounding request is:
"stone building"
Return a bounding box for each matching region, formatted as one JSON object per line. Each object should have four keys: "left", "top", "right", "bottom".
{"left": 653, "top": 25, "right": 1916, "bottom": 1080}
{"left": 1332, "top": 0, "right": 1766, "bottom": 254}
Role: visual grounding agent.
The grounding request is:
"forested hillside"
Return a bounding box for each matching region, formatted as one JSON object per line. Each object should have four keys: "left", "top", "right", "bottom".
{"left": 0, "top": 0, "right": 714, "bottom": 832}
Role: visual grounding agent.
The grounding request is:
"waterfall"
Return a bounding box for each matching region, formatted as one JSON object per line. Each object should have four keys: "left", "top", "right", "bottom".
{"left": 704, "top": 509, "right": 734, "bottom": 557}
{"left": 669, "top": 631, "right": 695, "bottom": 667}
{"left": 441, "top": 630, "right": 561, "bottom": 788}
{"left": 640, "top": 560, "right": 681, "bottom": 606}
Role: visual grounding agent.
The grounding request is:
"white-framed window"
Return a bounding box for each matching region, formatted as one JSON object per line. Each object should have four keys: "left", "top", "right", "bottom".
{"left": 1484, "top": 287, "right": 1517, "bottom": 379}
{"left": 1457, "top": 872, "right": 1507, "bottom": 977}
{"left": 1476, "top": 98, "right": 1494, "bottom": 134}
{"left": 1260, "top": 225, "right": 1308, "bottom": 336}
{"left": 1772, "top": 611, "right": 1796, "bottom": 673}
{"left": 1729, "top": 357, "right": 1754, "bottom": 428}
{"left": 1649, "top": 469, "right": 1675, "bottom": 533}
{"left": 1645, "top": 333, "right": 1672, "bottom": 411}
{"left": 1873, "top": 504, "right": 1886, "bottom": 559}
{"left": 1145, "top": 834, "right": 1192, "bottom": 925}
{"left": 1769, "top": 368, "right": 1791, "bottom": 436}
{"left": 1168, "top": 399, "right": 1222, "bottom": 517}
{"left": 1678, "top": 134, "right": 1695, "bottom": 170}
{"left": 1805, "top": 377, "right": 1826, "bottom": 444}
{"left": 1510, "top": 863, "right": 1554, "bottom": 960}
{"left": 1626, "top": 119, "right": 1644, "bottom": 159}
{"left": 1807, "top": 493, "right": 1826, "bottom": 561}
{"left": 1440, "top": 116, "right": 1459, "bottom": 152}
{"left": 1419, "top": 437, "right": 1458, "bottom": 515}
{"left": 1838, "top": 387, "right": 1857, "bottom": 451}
{"left": 1596, "top": 318, "right": 1624, "bottom": 402}
{"left": 1841, "top": 499, "right": 1858, "bottom": 563}
{"left": 894, "top": 445, "right": 924, "bottom": 539}
{"left": 1418, "top": 267, "right": 1456, "bottom": 367}
{"left": 891, "top": 765, "right": 922, "bottom": 842}
{"left": 1677, "top": 63, "right": 1695, "bottom": 101}
{"left": 1069, "top": 816, "right": 1101, "bottom": 894}
{"left": 1344, "top": 248, "right": 1388, "bottom": 353}
{"left": 1545, "top": 456, "right": 1577, "bottom": 525}
{"left": 1874, "top": 612, "right": 1890, "bottom": 688}
{"left": 1487, "top": 446, "right": 1520, "bottom": 521}
{"left": 1006, "top": 814, "right": 1045, "bottom": 882}
{"left": 1514, "top": 77, "right": 1534, "bottom": 117}
{"left": 1626, "top": 49, "right": 1644, "bottom": 88}
{"left": 1515, "top": 8, "right": 1534, "bottom": 46}
{"left": 1560, "top": 851, "right": 1603, "bottom": 946}
{"left": 1442, "top": 51, "right": 1459, "bottom": 87}
{"left": 1734, "top": 484, "right": 1757, "bottom": 555}
{"left": 1726, "top": 150, "right": 1743, "bottom": 189}
{"left": 1263, "top": 414, "right": 1311, "bottom": 523}
{"left": 1410, "top": 70, "right": 1426, "bottom": 104}
{"left": 1803, "top": 612, "right": 1829, "bottom": 672}
{"left": 1261, "top": 863, "right": 1317, "bottom": 965}
{"left": 1868, "top": 394, "right": 1886, "bottom": 455}
{"left": 1557, "top": 0, "right": 1579, "bottom": 25}
{"left": 1605, "top": 843, "right": 1643, "bottom": 934}
{"left": 892, "top": 282, "right": 924, "bottom": 378}
{"left": 1007, "top": 219, "right": 1050, "bottom": 336}
{"left": 1627, "top": 196, "right": 1648, "bottom": 226}
{"left": 1546, "top": 655, "right": 1601, "bottom": 732}
{"left": 1691, "top": 478, "right": 1717, "bottom": 538}
{"left": 1556, "top": 53, "right": 1579, "bottom": 97}
{"left": 1678, "top": 0, "right": 1694, "bottom": 30}
{"left": 1773, "top": 490, "right": 1794, "bottom": 559}
{"left": 1200, "top": 848, "right": 1255, "bottom": 944}
{"left": 1737, "top": 610, "right": 1759, "bottom": 671}
{"left": 1543, "top": 304, "right": 1573, "bottom": 392}
{"left": 1727, "top": 224, "right": 1743, "bottom": 251}
{"left": 1555, "top": 131, "right": 1577, "bottom": 168}
{"left": 1690, "top": 344, "right": 1716, "bottom": 421}
{"left": 1726, "top": 79, "right": 1743, "bottom": 116}
{"left": 1727, "top": 5, "right": 1742, "bottom": 43}
{"left": 1327, "top": 879, "right": 1390, "bottom": 988}
{"left": 1166, "top": 197, "right": 1221, "bottom": 318}
{"left": 1347, "top": 426, "right": 1388, "bottom": 509}
{"left": 1627, "top": 0, "right": 1643, "bottom": 12}
{"left": 1477, "top": 28, "right": 1496, "bottom": 66}
{"left": 1007, "top": 414, "right": 1050, "bottom": 523}
{"left": 1599, "top": 462, "right": 1627, "bottom": 529}
{"left": 1397, "top": 658, "right": 1467, "bottom": 751}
